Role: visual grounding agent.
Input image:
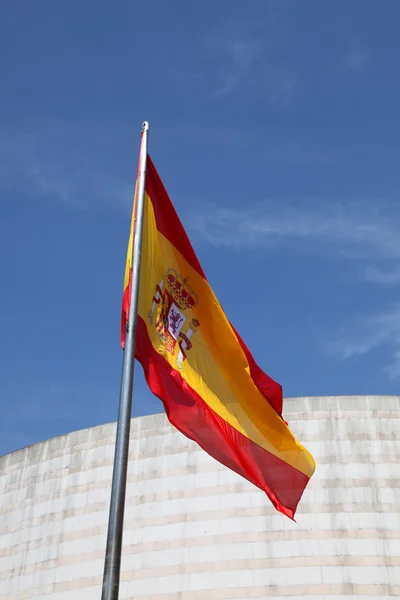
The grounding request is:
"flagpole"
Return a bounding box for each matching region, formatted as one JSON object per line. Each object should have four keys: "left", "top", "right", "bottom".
{"left": 101, "top": 121, "right": 149, "bottom": 600}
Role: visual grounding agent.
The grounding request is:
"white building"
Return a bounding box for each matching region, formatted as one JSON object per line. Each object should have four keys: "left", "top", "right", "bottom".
{"left": 1, "top": 395, "right": 399, "bottom": 599}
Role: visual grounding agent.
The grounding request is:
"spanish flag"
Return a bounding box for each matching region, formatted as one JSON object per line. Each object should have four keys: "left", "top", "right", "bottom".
{"left": 122, "top": 156, "right": 315, "bottom": 519}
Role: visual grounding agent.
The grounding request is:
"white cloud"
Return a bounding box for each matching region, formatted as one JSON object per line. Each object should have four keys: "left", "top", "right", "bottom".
{"left": 189, "top": 200, "right": 400, "bottom": 263}
{"left": 362, "top": 265, "right": 400, "bottom": 285}
{"left": 206, "top": 37, "right": 263, "bottom": 99}
{"left": 27, "top": 160, "right": 83, "bottom": 207}
{"left": 263, "top": 144, "right": 331, "bottom": 165}
{"left": 198, "top": 12, "right": 296, "bottom": 105}
{"left": 327, "top": 303, "right": 400, "bottom": 379}
{"left": 0, "top": 128, "right": 133, "bottom": 212}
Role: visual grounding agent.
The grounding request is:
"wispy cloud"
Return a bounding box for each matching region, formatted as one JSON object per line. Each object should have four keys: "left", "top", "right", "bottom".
{"left": 194, "top": 11, "right": 297, "bottom": 105}
{"left": 26, "top": 159, "right": 84, "bottom": 208}
{"left": 263, "top": 143, "right": 332, "bottom": 165}
{"left": 205, "top": 35, "right": 264, "bottom": 99}
{"left": 0, "top": 126, "right": 133, "bottom": 212}
{"left": 327, "top": 303, "right": 400, "bottom": 379}
{"left": 189, "top": 199, "right": 400, "bottom": 263}
{"left": 343, "top": 37, "right": 371, "bottom": 71}
{"left": 362, "top": 265, "right": 400, "bottom": 285}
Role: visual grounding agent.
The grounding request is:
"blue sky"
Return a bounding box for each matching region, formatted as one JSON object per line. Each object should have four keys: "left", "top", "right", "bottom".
{"left": 1, "top": 0, "right": 400, "bottom": 456}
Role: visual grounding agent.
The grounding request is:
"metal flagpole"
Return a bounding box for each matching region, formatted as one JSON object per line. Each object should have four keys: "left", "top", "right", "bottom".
{"left": 101, "top": 121, "right": 149, "bottom": 600}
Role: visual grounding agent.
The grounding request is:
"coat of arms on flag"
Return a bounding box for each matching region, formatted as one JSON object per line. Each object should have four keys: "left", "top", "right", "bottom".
{"left": 148, "top": 268, "right": 200, "bottom": 371}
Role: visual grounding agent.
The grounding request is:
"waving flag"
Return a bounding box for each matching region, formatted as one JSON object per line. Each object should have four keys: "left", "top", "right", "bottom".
{"left": 121, "top": 156, "right": 315, "bottom": 519}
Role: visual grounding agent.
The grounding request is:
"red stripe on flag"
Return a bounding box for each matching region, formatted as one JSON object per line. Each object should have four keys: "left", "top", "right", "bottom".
{"left": 135, "top": 315, "right": 309, "bottom": 519}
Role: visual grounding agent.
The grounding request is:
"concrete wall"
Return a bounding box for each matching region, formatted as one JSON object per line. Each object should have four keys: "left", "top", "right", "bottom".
{"left": 0, "top": 395, "right": 399, "bottom": 600}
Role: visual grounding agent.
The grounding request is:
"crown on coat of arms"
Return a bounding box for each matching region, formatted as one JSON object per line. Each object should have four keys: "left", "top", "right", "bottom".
{"left": 166, "top": 268, "right": 198, "bottom": 311}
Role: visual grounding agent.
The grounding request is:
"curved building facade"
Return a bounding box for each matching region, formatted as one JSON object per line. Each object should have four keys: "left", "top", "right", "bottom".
{"left": 0, "top": 395, "right": 399, "bottom": 599}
